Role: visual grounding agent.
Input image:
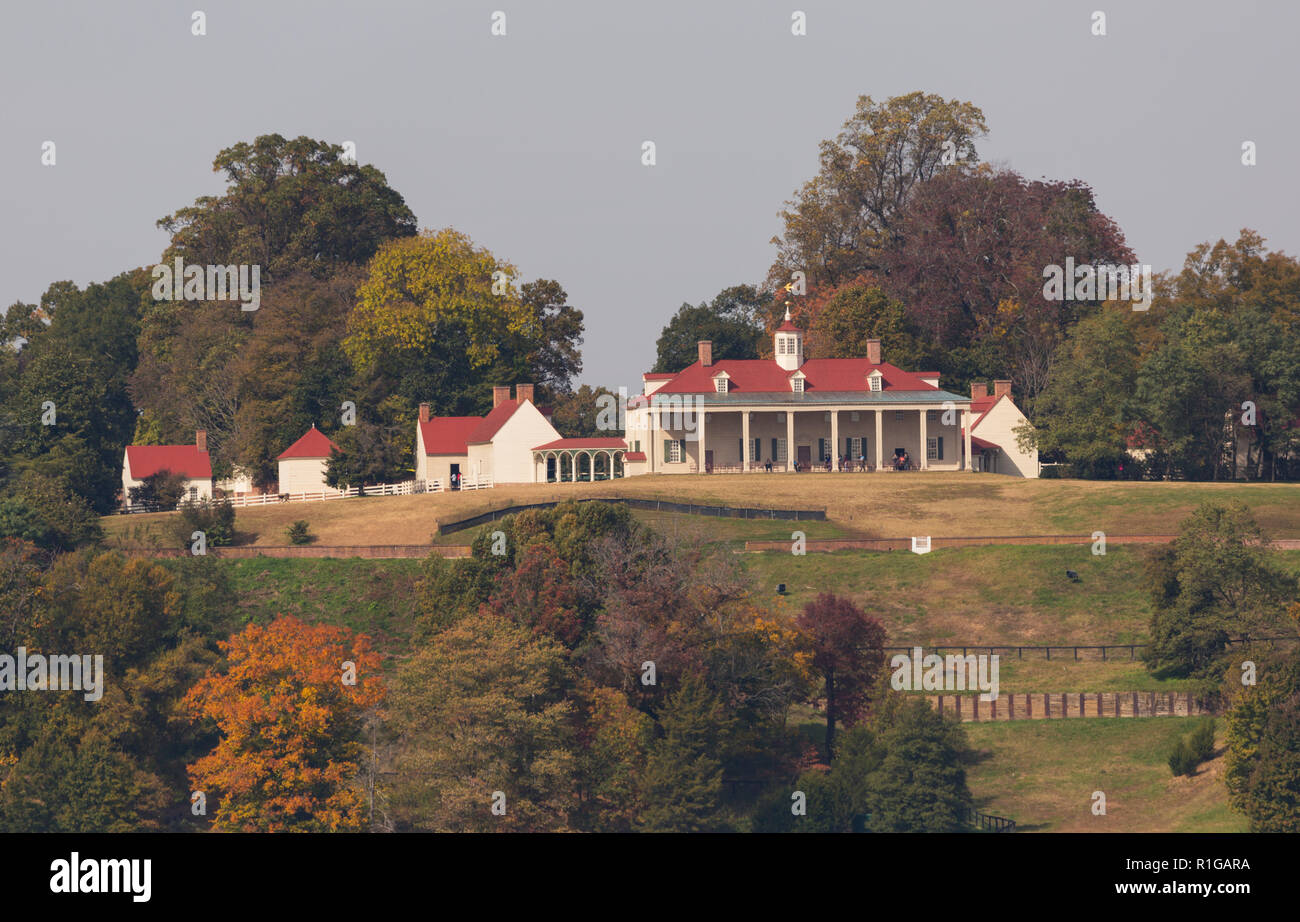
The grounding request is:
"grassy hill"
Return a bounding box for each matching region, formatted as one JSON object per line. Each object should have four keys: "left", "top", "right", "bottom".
{"left": 963, "top": 718, "right": 1247, "bottom": 832}
{"left": 103, "top": 473, "right": 1300, "bottom": 548}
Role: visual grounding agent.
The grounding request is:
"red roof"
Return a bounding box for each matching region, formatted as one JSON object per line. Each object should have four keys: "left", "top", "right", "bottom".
{"left": 467, "top": 399, "right": 529, "bottom": 444}
{"left": 125, "top": 445, "right": 212, "bottom": 480}
{"left": 419, "top": 416, "right": 484, "bottom": 455}
{"left": 643, "top": 372, "right": 676, "bottom": 380}
{"left": 624, "top": 451, "right": 647, "bottom": 461}
{"left": 277, "top": 426, "right": 340, "bottom": 460}
{"left": 533, "top": 437, "right": 628, "bottom": 451}
{"left": 776, "top": 318, "right": 802, "bottom": 332}
{"left": 653, "top": 358, "right": 939, "bottom": 395}
{"left": 971, "top": 435, "right": 999, "bottom": 451}
{"left": 969, "top": 395, "right": 1005, "bottom": 430}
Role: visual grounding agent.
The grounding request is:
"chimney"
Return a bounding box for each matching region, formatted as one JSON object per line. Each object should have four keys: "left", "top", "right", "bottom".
{"left": 196, "top": 430, "right": 207, "bottom": 452}
{"left": 419, "top": 403, "right": 430, "bottom": 423}
{"left": 993, "top": 379, "right": 1012, "bottom": 399}
{"left": 492, "top": 385, "right": 512, "bottom": 408}
{"left": 865, "top": 339, "right": 881, "bottom": 366}
{"left": 971, "top": 382, "right": 988, "bottom": 400}
{"left": 698, "top": 340, "right": 713, "bottom": 367}
{"left": 515, "top": 383, "right": 534, "bottom": 405}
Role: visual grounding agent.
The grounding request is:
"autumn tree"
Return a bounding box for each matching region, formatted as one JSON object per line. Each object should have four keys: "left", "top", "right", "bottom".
{"left": 803, "top": 277, "right": 925, "bottom": 367}
{"left": 183, "top": 615, "right": 384, "bottom": 832}
{"left": 797, "top": 593, "right": 886, "bottom": 760}
{"left": 770, "top": 92, "right": 987, "bottom": 288}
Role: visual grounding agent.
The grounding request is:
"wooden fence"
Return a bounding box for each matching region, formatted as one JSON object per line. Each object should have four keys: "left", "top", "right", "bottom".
{"left": 746, "top": 534, "right": 1179, "bottom": 553}
{"left": 929, "top": 690, "right": 1209, "bottom": 722}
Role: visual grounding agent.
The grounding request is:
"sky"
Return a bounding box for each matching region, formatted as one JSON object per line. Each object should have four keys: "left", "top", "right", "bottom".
{"left": 2, "top": 0, "right": 1297, "bottom": 391}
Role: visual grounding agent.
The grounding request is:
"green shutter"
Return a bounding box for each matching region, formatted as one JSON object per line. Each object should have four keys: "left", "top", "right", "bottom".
{"left": 664, "top": 439, "right": 671, "bottom": 462}
{"left": 937, "top": 437, "right": 944, "bottom": 460}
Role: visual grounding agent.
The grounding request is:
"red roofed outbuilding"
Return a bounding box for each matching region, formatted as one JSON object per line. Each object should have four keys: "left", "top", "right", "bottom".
{"left": 122, "top": 431, "right": 213, "bottom": 509}
{"left": 276, "top": 424, "right": 341, "bottom": 494}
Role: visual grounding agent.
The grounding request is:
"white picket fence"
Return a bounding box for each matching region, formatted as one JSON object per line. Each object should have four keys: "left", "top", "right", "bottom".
{"left": 225, "top": 480, "right": 418, "bottom": 508}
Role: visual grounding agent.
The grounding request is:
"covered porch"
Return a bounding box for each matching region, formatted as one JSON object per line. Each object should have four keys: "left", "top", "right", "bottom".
{"left": 532, "top": 437, "right": 629, "bottom": 483}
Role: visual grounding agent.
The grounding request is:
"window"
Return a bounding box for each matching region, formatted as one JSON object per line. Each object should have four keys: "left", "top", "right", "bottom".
{"left": 189, "top": 486, "right": 198, "bottom": 502}
{"left": 927, "top": 410, "right": 939, "bottom": 422}
{"left": 776, "top": 439, "right": 788, "bottom": 463}
{"left": 715, "top": 378, "right": 728, "bottom": 394}
{"left": 927, "top": 437, "right": 944, "bottom": 461}
{"left": 895, "top": 411, "right": 904, "bottom": 422}
{"left": 869, "top": 375, "right": 882, "bottom": 392}
{"left": 665, "top": 439, "right": 683, "bottom": 463}
{"left": 818, "top": 438, "right": 829, "bottom": 462}
{"left": 849, "top": 437, "right": 862, "bottom": 457}
{"left": 791, "top": 377, "right": 804, "bottom": 393}
{"left": 778, "top": 336, "right": 788, "bottom": 355}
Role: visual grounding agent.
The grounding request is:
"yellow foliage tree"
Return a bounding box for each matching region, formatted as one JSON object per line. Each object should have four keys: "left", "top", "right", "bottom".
{"left": 344, "top": 227, "right": 533, "bottom": 371}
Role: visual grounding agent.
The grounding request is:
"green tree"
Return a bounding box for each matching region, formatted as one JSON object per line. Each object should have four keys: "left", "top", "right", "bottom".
{"left": 389, "top": 611, "right": 577, "bottom": 832}
{"left": 157, "top": 134, "right": 416, "bottom": 281}
{"left": 1144, "top": 503, "right": 1297, "bottom": 678}
{"left": 636, "top": 675, "right": 735, "bottom": 832}
{"left": 652, "top": 284, "right": 770, "bottom": 373}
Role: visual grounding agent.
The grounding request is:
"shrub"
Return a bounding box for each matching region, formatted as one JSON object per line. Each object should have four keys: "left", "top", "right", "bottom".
{"left": 173, "top": 499, "right": 236, "bottom": 548}
{"left": 1188, "top": 718, "right": 1217, "bottom": 763}
{"left": 1168, "top": 737, "right": 1197, "bottom": 777}
{"left": 286, "top": 521, "right": 314, "bottom": 545}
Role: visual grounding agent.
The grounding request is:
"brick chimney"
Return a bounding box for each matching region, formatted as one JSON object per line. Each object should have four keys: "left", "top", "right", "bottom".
{"left": 515, "top": 383, "right": 534, "bottom": 405}
{"left": 196, "top": 430, "right": 207, "bottom": 452}
{"left": 698, "top": 340, "right": 713, "bottom": 367}
{"left": 419, "top": 403, "right": 430, "bottom": 423}
{"left": 492, "top": 385, "right": 512, "bottom": 408}
{"left": 993, "top": 379, "right": 1012, "bottom": 399}
{"left": 971, "top": 382, "right": 988, "bottom": 400}
{"left": 865, "top": 339, "right": 881, "bottom": 366}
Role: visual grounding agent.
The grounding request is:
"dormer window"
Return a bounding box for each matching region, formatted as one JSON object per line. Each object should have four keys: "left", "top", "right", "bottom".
{"left": 868, "top": 371, "right": 883, "bottom": 393}
{"left": 713, "top": 371, "right": 730, "bottom": 394}
{"left": 790, "top": 371, "right": 806, "bottom": 394}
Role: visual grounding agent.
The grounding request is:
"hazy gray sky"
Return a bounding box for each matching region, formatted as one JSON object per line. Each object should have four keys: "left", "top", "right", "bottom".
{"left": 3, "top": 0, "right": 1296, "bottom": 390}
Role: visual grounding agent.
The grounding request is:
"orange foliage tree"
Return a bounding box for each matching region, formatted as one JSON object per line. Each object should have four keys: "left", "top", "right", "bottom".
{"left": 183, "top": 614, "right": 384, "bottom": 831}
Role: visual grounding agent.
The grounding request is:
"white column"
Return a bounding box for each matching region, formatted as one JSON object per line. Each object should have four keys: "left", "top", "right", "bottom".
{"left": 786, "top": 411, "right": 795, "bottom": 471}
{"left": 742, "top": 410, "right": 750, "bottom": 472}
{"left": 964, "top": 408, "right": 973, "bottom": 471}
{"left": 831, "top": 409, "right": 839, "bottom": 471}
{"left": 919, "top": 408, "right": 928, "bottom": 470}
{"left": 874, "top": 409, "right": 884, "bottom": 471}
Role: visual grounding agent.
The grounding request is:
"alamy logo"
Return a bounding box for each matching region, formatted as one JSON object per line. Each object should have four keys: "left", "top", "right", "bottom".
{"left": 151, "top": 257, "right": 261, "bottom": 311}
{"left": 1042, "top": 258, "right": 1152, "bottom": 311}
{"left": 890, "top": 646, "right": 999, "bottom": 702}
{"left": 0, "top": 647, "right": 104, "bottom": 701}
{"left": 50, "top": 853, "right": 151, "bottom": 902}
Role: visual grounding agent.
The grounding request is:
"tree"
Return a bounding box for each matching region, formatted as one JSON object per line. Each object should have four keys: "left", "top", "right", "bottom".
{"left": 881, "top": 168, "right": 1133, "bottom": 400}
{"left": 1225, "top": 661, "right": 1300, "bottom": 832}
{"left": 550, "top": 384, "right": 622, "bottom": 439}
{"left": 388, "top": 611, "right": 576, "bottom": 832}
{"left": 1018, "top": 309, "right": 1141, "bottom": 476}
{"left": 487, "top": 540, "right": 585, "bottom": 646}
{"left": 345, "top": 228, "right": 532, "bottom": 384}
{"left": 797, "top": 593, "right": 886, "bottom": 759}
{"left": 803, "top": 278, "right": 925, "bottom": 367}
{"left": 636, "top": 675, "right": 735, "bottom": 832}
{"left": 183, "top": 615, "right": 384, "bottom": 832}
{"left": 652, "top": 284, "right": 771, "bottom": 372}
{"left": 1144, "top": 503, "right": 1297, "bottom": 678}
{"left": 770, "top": 92, "right": 988, "bottom": 288}
{"left": 157, "top": 134, "right": 416, "bottom": 281}
{"left": 520, "top": 279, "right": 584, "bottom": 399}
{"left": 127, "top": 470, "right": 188, "bottom": 511}
{"left": 861, "top": 696, "right": 973, "bottom": 832}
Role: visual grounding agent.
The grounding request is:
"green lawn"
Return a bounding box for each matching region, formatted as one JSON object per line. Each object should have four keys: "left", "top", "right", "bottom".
{"left": 963, "top": 717, "right": 1247, "bottom": 832}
